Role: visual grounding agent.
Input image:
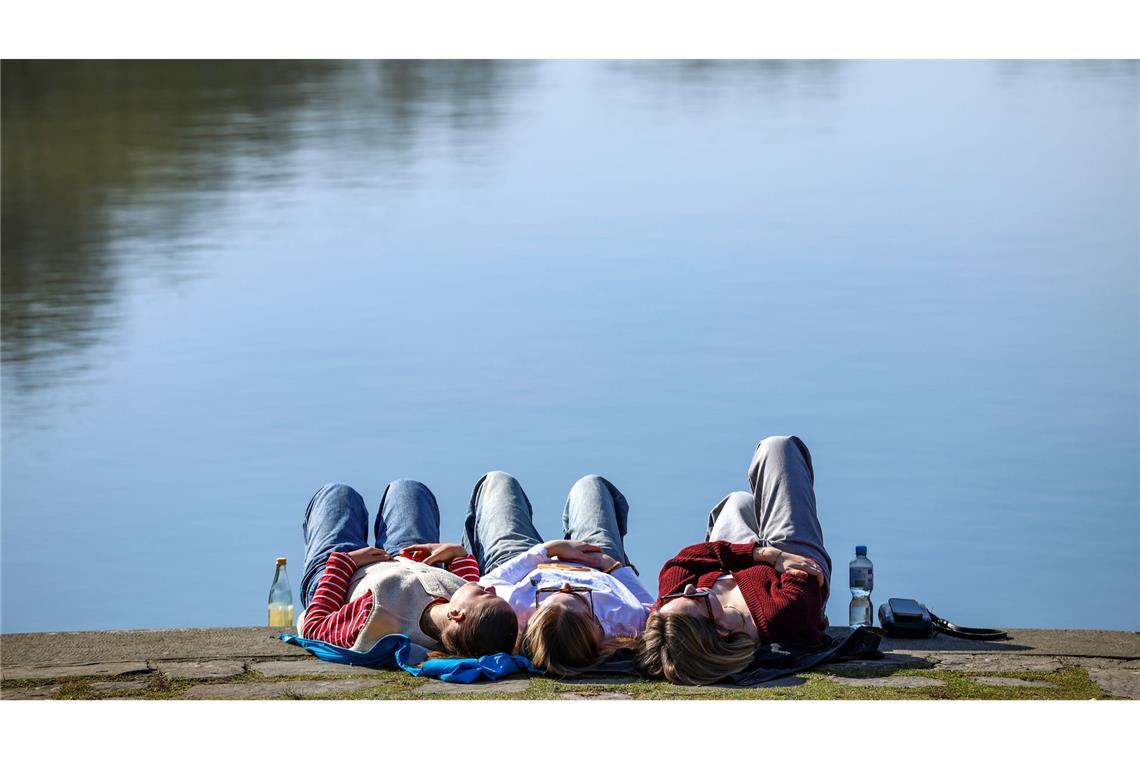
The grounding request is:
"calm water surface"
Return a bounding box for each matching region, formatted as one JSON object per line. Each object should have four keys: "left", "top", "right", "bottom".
{"left": 2, "top": 61, "right": 1137, "bottom": 633}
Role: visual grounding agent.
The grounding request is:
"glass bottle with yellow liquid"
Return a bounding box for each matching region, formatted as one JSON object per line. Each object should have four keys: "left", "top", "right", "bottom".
{"left": 268, "top": 557, "right": 294, "bottom": 627}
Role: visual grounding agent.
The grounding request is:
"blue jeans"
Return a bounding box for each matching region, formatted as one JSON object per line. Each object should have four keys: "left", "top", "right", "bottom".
{"left": 460, "top": 471, "right": 636, "bottom": 574}
{"left": 301, "top": 480, "right": 441, "bottom": 608}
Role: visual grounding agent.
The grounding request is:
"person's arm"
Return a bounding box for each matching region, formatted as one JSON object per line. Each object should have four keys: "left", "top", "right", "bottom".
{"left": 480, "top": 539, "right": 605, "bottom": 584}
{"left": 444, "top": 554, "right": 481, "bottom": 582}
{"left": 754, "top": 571, "right": 827, "bottom": 643}
{"left": 576, "top": 550, "right": 656, "bottom": 607}
{"left": 301, "top": 551, "right": 378, "bottom": 647}
{"left": 656, "top": 540, "right": 760, "bottom": 597}
{"left": 399, "top": 543, "right": 482, "bottom": 582}
{"left": 479, "top": 543, "right": 550, "bottom": 584}
{"left": 752, "top": 546, "right": 827, "bottom": 587}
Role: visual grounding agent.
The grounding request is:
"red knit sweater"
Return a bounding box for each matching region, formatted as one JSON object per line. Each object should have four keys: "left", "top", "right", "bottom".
{"left": 654, "top": 541, "right": 826, "bottom": 645}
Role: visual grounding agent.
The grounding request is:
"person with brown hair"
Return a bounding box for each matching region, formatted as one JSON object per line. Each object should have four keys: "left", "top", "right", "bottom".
{"left": 462, "top": 471, "right": 654, "bottom": 676}
{"left": 635, "top": 435, "right": 831, "bottom": 685}
{"left": 298, "top": 480, "right": 518, "bottom": 658}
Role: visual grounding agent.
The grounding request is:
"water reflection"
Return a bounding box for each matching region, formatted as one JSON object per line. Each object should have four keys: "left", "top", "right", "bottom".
{"left": 994, "top": 58, "right": 1140, "bottom": 86}
{"left": 607, "top": 59, "right": 844, "bottom": 100}
{"left": 1, "top": 60, "right": 533, "bottom": 398}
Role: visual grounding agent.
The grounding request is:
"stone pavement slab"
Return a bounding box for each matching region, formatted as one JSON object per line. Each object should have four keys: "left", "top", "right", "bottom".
{"left": 685, "top": 675, "right": 808, "bottom": 692}
{"left": 872, "top": 628, "right": 1140, "bottom": 659}
{"left": 4, "top": 627, "right": 1134, "bottom": 669}
{"left": 158, "top": 660, "right": 246, "bottom": 680}
{"left": 251, "top": 660, "right": 379, "bottom": 678}
{"left": 819, "top": 653, "right": 935, "bottom": 674}
{"left": 1087, "top": 669, "right": 1140, "bottom": 699}
{"left": 826, "top": 675, "right": 944, "bottom": 688}
{"left": 185, "top": 679, "right": 381, "bottom": 700}
{"left": 2, "top": 626, "right": 1135, "bottom": 701}
{"left": 1, "top": 661, "right": 152, "bottom": 680}
{"left": 1, "top": 627, "right": 300, "bottom": 666}
{"left": 927, "top": 654, "right": 1063, "bottom": 672}
{"left": 411, "top": 679, "right": 531, "bottom": 695}
{"left": 1059, "top": 657, "right": 1140, "bottom": 670}
{"left": 971, "top": 677, "right": 1060, "bottom": 689}
{"left": 558, "top": 675, "right": 638, "bottom": 685}
{"left": 1, "top": 684, "right": 61, "bottom": 699}
{"left": 88, "top": 680, "right": 151, "bottom": 694}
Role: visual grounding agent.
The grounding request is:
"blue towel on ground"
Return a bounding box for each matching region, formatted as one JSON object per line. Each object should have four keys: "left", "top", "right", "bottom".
{"left": 277, "top": 632, "right": 539, "bottom": 683}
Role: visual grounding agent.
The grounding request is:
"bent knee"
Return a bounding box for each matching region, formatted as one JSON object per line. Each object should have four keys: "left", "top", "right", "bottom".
{"left": 757, "top": 435, "right": 799, "bottom": 453}
{"left": 708, "top": 490, "right": 753, "bottom": 517}
{"left": 706, "top": 489, "right": 752, "bottom": 519}
{"left": 726, "top": 490, "right": 752, "bottom": 508}
{"left": 481, "top": 470, "right": 520, "bottom": 488}
{"left": 569, "top": 473, "right": 606, "bottom": 494}
{"left": 386, "top": 478, "right": 431, "bottom": 496}
{"left": 316, "top": 482, "right": 363, "bottom": 502}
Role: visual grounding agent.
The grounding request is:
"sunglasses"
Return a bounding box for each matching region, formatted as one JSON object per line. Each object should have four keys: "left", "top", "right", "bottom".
{"left": 661, "top": 587, "right": 715, "bottom": 619}
{"left": 533, "top": 584, "right": 596, "bottom": 617}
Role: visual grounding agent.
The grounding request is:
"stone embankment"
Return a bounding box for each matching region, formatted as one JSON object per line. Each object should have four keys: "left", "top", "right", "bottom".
{"left": 1, "top": 626, "right": 1136, "bottom": 700}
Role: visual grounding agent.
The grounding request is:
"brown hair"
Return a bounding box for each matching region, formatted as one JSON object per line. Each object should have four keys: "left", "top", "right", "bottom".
{"left": 438, "top": 599, "right": 519, "bottom": 658}
{"left": 520, "top": 603, "right": 633, "bottom": 677}
{"left": 634, "top": 611, "right": 756, "bottom": 685}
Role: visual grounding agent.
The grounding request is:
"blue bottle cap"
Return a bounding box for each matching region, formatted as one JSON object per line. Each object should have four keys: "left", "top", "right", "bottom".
{"left": 855, "top": 545, "right": 867, "bottom": 556}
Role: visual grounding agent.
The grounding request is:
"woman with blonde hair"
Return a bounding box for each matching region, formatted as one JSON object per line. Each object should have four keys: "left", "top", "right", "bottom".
{"left": 462, "top": 471, "right": 653, "bottom": 676}
{"left": 635, "top": 435, "right": 831, "bottom": 685}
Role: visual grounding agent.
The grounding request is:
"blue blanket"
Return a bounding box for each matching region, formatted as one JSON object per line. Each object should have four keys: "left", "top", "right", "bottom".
{"left": 277, "top": 632, "right": 539, "bottom": 683}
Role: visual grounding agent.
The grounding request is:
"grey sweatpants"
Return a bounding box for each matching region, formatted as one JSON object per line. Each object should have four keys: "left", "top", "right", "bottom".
{"left": 705, "top": 435, "right": 832, "bottom": 599}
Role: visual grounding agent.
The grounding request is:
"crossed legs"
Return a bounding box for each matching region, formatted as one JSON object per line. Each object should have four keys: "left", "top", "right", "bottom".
{"left": 705, "top": 435, "right": 832, "bottom": 595}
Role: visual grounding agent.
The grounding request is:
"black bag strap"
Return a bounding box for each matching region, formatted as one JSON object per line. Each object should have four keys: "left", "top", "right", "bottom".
{"left": 927, "top": 609, "right": 1009, "bottom": 641}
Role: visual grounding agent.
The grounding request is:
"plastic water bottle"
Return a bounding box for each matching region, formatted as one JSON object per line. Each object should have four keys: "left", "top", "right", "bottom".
{"left": 268, "top": 557, "right": 294, "bottom": 627}
{"left": 848, "top": 545, "right": 873, "bottom": 627}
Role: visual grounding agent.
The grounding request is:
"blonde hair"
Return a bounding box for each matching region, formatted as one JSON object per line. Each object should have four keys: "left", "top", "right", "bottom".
{"left": 520, "top": 603, "right": 633, "bottom": 677}
{"left": 634, "top": 611, "right": 756, "bottom": 685}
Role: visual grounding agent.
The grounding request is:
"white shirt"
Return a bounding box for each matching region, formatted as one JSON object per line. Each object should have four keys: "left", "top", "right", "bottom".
{"left": 481, "top": 544, "right": 655, "bottom": 638}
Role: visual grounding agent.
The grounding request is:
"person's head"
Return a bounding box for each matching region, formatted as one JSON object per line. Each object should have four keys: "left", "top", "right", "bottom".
{"left": 519, "top": 582, "right": 606, "bottom": 676}
{"left": 439, "top": 583, "right": 518, "bottom": 657}
{"left": 634, "top": 585, "right": 756, "bottom": 685}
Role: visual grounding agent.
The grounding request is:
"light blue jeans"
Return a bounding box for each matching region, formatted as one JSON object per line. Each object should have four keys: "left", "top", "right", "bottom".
{"left": 461, "top": 471, "right": 637, "bottom": 574}
{"left": 301, "top": 480, "right": 441, "bottom": 608}
{"left": 705, "top": 435, "right": 832, "bottom": 598}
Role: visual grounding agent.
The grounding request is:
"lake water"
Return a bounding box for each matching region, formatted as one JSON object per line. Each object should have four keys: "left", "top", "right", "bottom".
{"left": 2, "top": 60, "right": 1136, "bottom": 634}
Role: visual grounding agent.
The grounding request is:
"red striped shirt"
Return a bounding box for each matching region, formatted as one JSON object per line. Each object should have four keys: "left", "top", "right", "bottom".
{"left": 444, "top": 554, "right": 480, "bottom": 583}
{"left": 301, "top": 550, "right": 482, "bottom": 647}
